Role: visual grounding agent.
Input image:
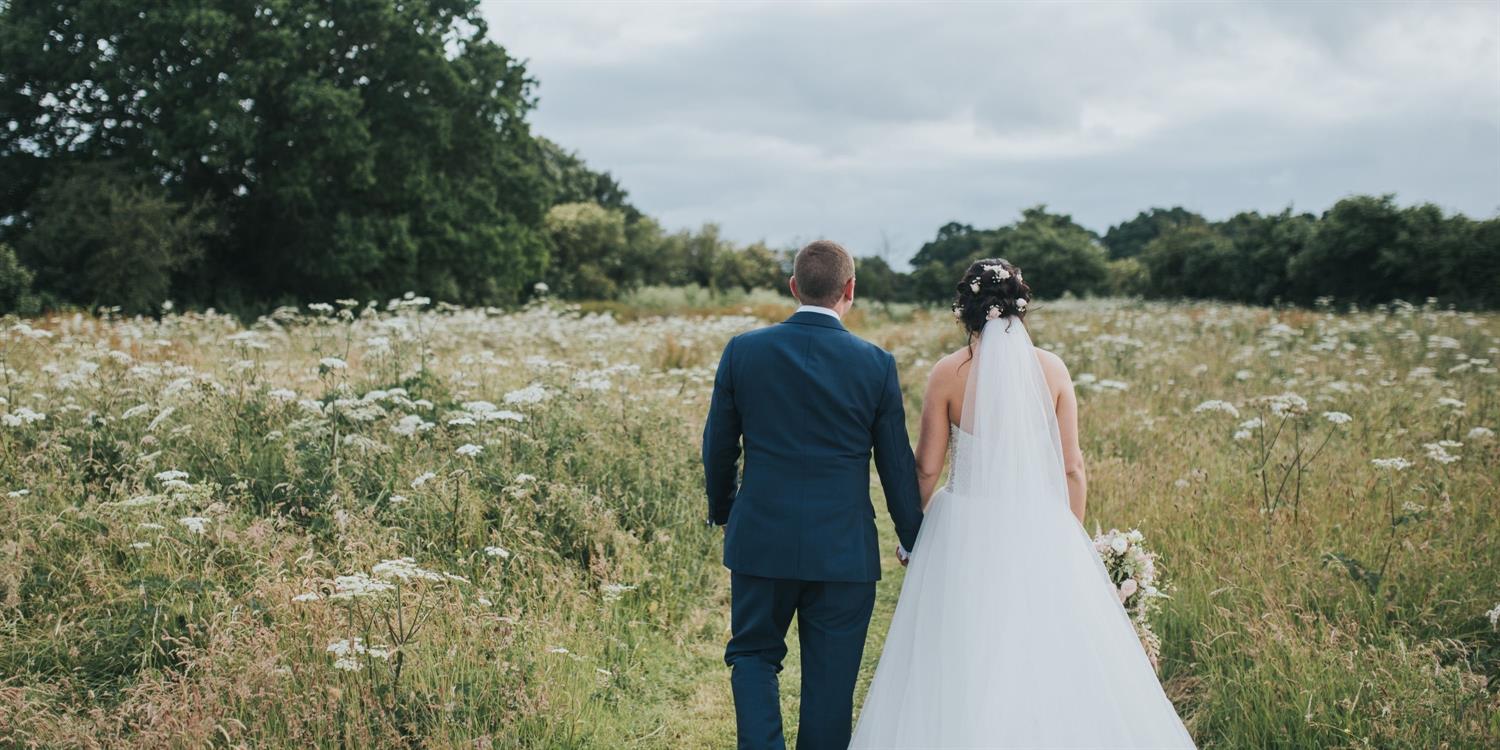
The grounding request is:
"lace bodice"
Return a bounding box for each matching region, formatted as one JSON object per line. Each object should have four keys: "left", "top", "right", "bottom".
{"left": 945, "top": 424, "right": 975, "bottom": 494}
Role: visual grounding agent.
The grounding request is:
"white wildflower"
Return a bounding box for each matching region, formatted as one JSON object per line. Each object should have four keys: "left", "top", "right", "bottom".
{"left": 1193, "top": 400, "right": 1240, "bottom": 418}
{"left": 372, "top": 557, "right": 444, "bottom": 582}
{"left": 1321, "top": 411, "right": 1352, "bottom": 425}
{"left": 1371, "top": 457, "right": 1413, "bottom": 472}
{"left": 503, "top": 384, "right": 550, "bottom": 405}
{"left": 456, "top": 443, "right": 483, "bottom": 457}
{"left": 484, "top": 546, "right": 511, "bottom": 559}
{"left": 411, "top": 471, "right": 437, "bottom": 488}
{"left": 178, "top": 516, "right": 209, "bottom": 535}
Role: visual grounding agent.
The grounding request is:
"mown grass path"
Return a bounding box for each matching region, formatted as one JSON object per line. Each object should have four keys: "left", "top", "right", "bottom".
{"left": 599, "top": 495, "right": 906, "bottom": 749}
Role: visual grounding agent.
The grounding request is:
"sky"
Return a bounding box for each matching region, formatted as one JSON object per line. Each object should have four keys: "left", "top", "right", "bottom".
{"left": 480, "top": 1, "right": 1500, "bottom": 264}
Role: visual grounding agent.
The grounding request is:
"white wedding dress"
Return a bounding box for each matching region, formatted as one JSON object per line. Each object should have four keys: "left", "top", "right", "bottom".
{"left": 849, "top": 317, "right": 1194, "bottom": 749}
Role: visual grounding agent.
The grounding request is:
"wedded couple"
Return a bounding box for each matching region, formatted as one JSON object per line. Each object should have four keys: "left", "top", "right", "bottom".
{"left": 702, "top": 240, "right": 1195, "bottom": 749}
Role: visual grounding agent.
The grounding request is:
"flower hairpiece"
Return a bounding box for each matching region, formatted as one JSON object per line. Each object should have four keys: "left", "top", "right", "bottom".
{"left": 986, "top": 305, "right": 1002, "bottom": 321}
{"left": 969, "top": 279, "right": 980, "bottom": 294}
{"left": 982, "top": 264, "right": 1011, "bottom": 281}
{"left": 1016, "top": 298, "right": 1028, "bottom": 311}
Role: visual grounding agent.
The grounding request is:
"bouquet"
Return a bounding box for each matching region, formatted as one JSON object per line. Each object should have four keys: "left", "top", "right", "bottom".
{"left": 1092, "top": 527, "right": 1170, "bottom": 669}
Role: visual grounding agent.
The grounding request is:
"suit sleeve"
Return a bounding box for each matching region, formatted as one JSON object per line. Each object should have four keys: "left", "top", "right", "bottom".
{"left": 702, "top": 337, "right": 742, "bottom": 525}
{"left": 873, "top": 351, "right": 923, "bottom": 552}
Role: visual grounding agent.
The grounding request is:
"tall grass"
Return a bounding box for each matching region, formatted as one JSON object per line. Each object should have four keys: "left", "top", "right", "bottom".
{"left": 0, "top": 298, "right": 1494, "bottom": 748}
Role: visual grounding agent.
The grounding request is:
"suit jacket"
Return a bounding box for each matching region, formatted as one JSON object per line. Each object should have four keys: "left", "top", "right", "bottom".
{"left": 702, "top": 310, "right": 924, "bottom": 582}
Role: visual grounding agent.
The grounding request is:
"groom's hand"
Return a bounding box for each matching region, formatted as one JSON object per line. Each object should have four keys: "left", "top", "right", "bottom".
{"left": 896, "top": 544, "right": 910, "bottom": 567}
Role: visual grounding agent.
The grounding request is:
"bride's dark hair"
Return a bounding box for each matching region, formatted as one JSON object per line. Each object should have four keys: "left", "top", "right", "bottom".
{"left": 952, "top": 258, "right": 1032, "bottom": 337}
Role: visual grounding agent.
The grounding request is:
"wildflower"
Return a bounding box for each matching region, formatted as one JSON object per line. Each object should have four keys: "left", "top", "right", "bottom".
{"left": 2, "top": 407, "right": 47, "bottom": 427}
{"left": 1259, "top": 392, "right": 1308, "bottom": 418}
{"left": 512, "top": 473, "right": 536, "bottom": 484}
{"left": 504, "top": 384, "right": 550, "bottom": 405}
{"left": 1436, "top": 397, "right": 1465, "bottom": 410}
{"left": 1233, "top": 429, "right": 1254, "bottom": 441}
{"left": 138, "top": 522, "right": 165, "bottom": 530}
{"left": 7, "top": 489, "right": 28, "bottom": 498}
{"left": 389, "top": 494, "right": 409, "bottom": 505}
{"left": 178, "top": 516, "right": 209, "bottom": 535}
{"left": 411, "top": 471, "right": 437, "bottom": 488}
{"left": 372, "top": 557, "right": 444, "bottom": 582}
{"left": 1400, "top": 501, "right": 1426, "bottom": 514}
{"left": 533, "top": 282, "right": 549, "bottom": 295}
{"left": 602, "top": 583, "right": 637, "bottom": 602}
{"left": 291, "top": 592, "right": 320, "bottom": 602}
{"left": 484, "top": 546, "right": 512, "bottom": 559}
{"left": 319, "top": 357, "right": 347, "bottom": 371}
{"left": 1488, "top": 603, "right": 1500, "bottom": 631}
{"left": 1371, "top": 457, "right": 1413, "bottom": 472}
{"left": 1321, "top": 411, "right": 1352, "bottom": 425}
{"left": 1193, "top": 400, "right": 1240, "bottom": 418}
{"left": 130, "top": 541, "right": 151, "bottom": 550}
{"left": 154, "top": 469, "right": 189, "bottom": 483}
{"left": 1466, "top": 426, "right": 1493, "bottom": 440}
{"left": 547, "top": 647, "right": 570, "bottom": 655}
{"left": 329, "top": 573, "right": 394, "bottom": 600}
{"left": 1423, "top": 442, "right": 1460, "bottom": 465}
{"left": 456, "top": 443, "right": 482, "bottom": 457}
{"left": 121, "top": 404, "right": 152, "bottom": 419}
{"left": 391, "top": 415, "right": 435, "bottom": 437}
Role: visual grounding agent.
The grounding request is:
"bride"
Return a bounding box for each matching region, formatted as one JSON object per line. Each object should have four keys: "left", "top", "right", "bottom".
{"left": 849, "top": 259, "right": 1195, "bottom": 748}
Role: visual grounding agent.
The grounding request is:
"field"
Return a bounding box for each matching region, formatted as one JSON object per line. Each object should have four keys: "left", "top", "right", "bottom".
{"left": 0, "top": 296, "right": 1496, "bottom": 748}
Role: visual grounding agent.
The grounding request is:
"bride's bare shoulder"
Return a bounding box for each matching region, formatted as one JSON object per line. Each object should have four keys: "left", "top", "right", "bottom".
{"left": 927, "top": 347, "right": 974, "bottom": 386}
{"left": 1033, "top": 347, "right": 1074, "bottom": 387}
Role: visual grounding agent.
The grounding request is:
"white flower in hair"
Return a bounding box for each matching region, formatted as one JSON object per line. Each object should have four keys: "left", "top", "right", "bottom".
{"left": 986, "top": 305, "right": 1002, "bottom": 321}
{"left": 952, "top": 305, "right": 963, "bottom": 320}
{"left": 1015, "top": 298, "right": 1028, "bottom": 311}
{"left": 982, "top": 264, "right": 1011, "bottom": 281}
{"left": 969, "top": 280, "right": 980, "bottom": 294}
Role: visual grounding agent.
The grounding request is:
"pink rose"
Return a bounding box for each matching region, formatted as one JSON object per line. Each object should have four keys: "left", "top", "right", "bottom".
{"left": 1117, "top": 578, "right": 1138, "bottom": 602}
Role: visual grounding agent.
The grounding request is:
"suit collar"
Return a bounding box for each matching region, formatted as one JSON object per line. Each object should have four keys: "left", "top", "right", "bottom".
{"left": 784, "top": 309, "right": 847, "bottom": 331}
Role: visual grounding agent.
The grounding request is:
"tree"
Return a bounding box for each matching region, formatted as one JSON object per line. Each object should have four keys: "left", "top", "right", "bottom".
{"left": 1138, "top": 224, "right": 1240, "bottom": 300}
{"left": 537, "top": 137, "right": 639, "bottom": 222}
{"left": 1214, "top": 209, "right": 1316, "bottom": 304}
{"left": 1, "top": 0, "right": 549, "bottom": 308}
{"left": 544, "top": 202, "right": 629, "bottom": 299}
{"left": 1289, "top": 195, "right": 1415, "bottom": 306}
{"left": 0, "top": 242, "right": 38, "bottom": 315}
{"left": 16, "top": 162, "right": 214, "bottom": 313}
{"left": 909, "top": 222, "right": 994, "bottom": 270}
{"left": 853, "top": 255, "right": 908, "bottom": 302}
{"left": 986, "top": 206, "right": 1109, "bottom": 297}
{"left": 1103, "top": 207, "right": 1208, "bottom": 260}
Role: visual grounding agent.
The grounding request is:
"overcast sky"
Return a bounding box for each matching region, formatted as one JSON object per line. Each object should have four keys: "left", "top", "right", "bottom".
{"left": 480, "top": 1, "right": 1500, "bottom": 264}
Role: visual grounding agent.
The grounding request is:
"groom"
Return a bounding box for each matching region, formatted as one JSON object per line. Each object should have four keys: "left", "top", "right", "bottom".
{"left": 703, "top": 240, "right": 924, "bottom": 749}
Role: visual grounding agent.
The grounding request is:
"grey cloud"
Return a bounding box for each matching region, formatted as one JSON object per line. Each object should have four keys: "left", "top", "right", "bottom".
{"left": 483, "top": 1, "right": 1500, "bottom": 262}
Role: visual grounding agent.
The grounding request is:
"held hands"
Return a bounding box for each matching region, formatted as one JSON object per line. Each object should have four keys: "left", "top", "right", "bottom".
{"left": 896, "top": 544, "right": 911, "bottom": 567}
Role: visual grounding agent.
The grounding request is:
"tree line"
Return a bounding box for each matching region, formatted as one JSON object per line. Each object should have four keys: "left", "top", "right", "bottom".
{"left": 2, "top": 2, "right": 1494, "bottom": 315}
{"left": 0, "top": 0, "right": 783, "bottom": 315}
{"left": 861, "top": 197, "right": 1499, "bottom": 309}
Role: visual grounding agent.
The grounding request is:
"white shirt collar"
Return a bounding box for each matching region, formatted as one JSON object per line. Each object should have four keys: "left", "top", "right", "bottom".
{"left": 796, "top": 304, "right": 842, "bottom": 320}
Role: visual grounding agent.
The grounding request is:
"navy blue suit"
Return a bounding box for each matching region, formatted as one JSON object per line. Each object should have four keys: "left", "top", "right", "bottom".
{"left": 703, "top": 309, "right": 923, "bottom": 749}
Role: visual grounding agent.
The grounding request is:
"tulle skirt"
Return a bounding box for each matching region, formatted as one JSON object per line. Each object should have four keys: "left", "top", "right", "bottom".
{"left": 849, "top": 483, "right": 1196, "bottom": 749}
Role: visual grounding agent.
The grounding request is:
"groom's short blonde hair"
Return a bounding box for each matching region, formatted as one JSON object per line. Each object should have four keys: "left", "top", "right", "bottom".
{"left": 793, "top": 240, "right": 855, "bottom": 307}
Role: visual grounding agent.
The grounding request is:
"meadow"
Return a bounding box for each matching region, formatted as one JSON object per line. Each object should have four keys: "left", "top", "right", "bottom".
{"left": 0, "top": 294, "right": 1496, "bottom": 749}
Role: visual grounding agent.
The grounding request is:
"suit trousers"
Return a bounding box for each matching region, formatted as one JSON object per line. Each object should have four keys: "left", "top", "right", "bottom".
{"left": 725, "top": 572, "right": 877, "bottom": 750}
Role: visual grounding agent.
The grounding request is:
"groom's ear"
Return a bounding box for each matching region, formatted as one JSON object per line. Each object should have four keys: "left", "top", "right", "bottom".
{"left": 788, "top": 276, "right": 800, "bottom": 303}
{"left": 843, "top": 276, "right": 856, "bottom": 302}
